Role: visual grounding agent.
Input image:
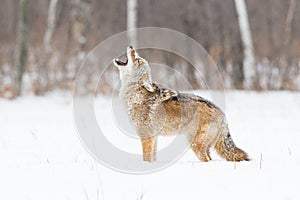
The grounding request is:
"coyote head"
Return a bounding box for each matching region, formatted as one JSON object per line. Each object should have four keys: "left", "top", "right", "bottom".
{"left": 113, "top": 46, "right": 154, "bottom": 92}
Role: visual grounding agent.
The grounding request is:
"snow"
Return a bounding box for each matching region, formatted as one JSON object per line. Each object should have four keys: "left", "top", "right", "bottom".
{"left": 0, "top": 91, "right": 300, "bottom": 200}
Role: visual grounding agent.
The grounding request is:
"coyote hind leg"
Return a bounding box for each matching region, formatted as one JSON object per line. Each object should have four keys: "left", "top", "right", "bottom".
{"left": 190, "top": 128, "right": 216, "bottom": 162}
{"left": 191, "top": 142, "right": 212, "bottom": 162}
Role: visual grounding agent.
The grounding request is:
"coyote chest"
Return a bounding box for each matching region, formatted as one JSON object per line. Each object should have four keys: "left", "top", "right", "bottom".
{"left": 121, "top": 84, "right": 169, "bottom": 135}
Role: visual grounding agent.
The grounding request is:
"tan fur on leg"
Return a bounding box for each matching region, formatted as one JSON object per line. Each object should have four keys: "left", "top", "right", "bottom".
{"left": 141, "top": 137, "right": 156, "bottom": 162}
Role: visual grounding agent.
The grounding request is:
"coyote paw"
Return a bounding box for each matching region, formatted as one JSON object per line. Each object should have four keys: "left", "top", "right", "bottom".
{"left": 143, "top": 153, "right": 156, "bottom": 162}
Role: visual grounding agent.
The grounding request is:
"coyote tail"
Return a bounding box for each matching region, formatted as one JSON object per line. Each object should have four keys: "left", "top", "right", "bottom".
{"left": 215, "top": 131, "right": 250, "bottom": 162}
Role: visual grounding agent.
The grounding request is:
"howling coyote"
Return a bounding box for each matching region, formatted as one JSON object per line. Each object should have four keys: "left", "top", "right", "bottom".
{"left": 113, "top": 46, "right": 249, "bottom": 162}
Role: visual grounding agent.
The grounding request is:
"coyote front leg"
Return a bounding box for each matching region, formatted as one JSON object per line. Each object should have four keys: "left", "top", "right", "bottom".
{"left": 141, "top": 136, "right": 157, "bottom": 162}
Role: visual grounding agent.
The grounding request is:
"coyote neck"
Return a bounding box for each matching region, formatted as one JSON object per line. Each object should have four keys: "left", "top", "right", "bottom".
{"left": 119, "top": 81, "right": 144, "bottom": 106}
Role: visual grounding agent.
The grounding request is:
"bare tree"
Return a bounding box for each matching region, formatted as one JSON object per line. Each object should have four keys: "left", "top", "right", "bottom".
{"left": 127, "top": 0, "right": 137, "bottom": 46}
{"left": 35, "top": 0, "right": 58, "bottom": 94}
{"left": 234, "top": 0, "right": 255, "bottom": 89}
{"left": 280, "top": 0, "right": 297, "bottom": 89}
{"left": 71, "top": 0, "right": 91, "bottom": 50}
{"left": 15, "top": 0, "right": 29, "bottom": 96}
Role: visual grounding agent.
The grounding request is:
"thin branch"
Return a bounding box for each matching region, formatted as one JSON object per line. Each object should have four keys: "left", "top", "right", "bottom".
{"left": 259, "top": 153, "right": 263, "bottom": 170}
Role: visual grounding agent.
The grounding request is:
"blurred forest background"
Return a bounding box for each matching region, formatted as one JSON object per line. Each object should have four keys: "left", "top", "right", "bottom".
{"left": 0, "top": 0, "right": 300, "bottom": 98}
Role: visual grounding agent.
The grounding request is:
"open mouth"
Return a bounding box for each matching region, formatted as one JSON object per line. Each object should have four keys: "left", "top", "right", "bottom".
{"left": 114, "top": 46, "right": 136, "bottom": 67}
{"left": 114, "top": 56, "right": 128, "bottom": 66}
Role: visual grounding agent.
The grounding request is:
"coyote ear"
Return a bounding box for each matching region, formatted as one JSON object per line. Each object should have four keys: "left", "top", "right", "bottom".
{"left": 138, "top": 74, "right": 155, "bottom": 92}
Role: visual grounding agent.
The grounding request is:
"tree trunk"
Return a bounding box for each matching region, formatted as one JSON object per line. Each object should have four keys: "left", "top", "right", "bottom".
{"left": 127, "top": 0, "right": 137, "bottom": 47}
{"left": 35, "top": 0, "right": 58, "bottom": 95}
{"left": 234, "top": 0, "right": 255, "bottom": 89}
{"left": 71, "top": 0, "right": 91, "bottom": 51}
{"left": 16, "top": 0, "right": 29, "bottom": 96}
{"left": 280, "top": 0, "right": 296, "bottom": 89}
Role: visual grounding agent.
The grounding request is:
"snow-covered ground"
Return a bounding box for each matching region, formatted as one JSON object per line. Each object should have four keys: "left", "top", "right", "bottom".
{"left": 0, "top": 91, "right": 300, "bottom": 200}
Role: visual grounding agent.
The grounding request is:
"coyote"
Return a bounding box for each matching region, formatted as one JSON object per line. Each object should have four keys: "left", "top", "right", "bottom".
{"left": 113, "top": 46, "right": 249, "bottom": 162}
